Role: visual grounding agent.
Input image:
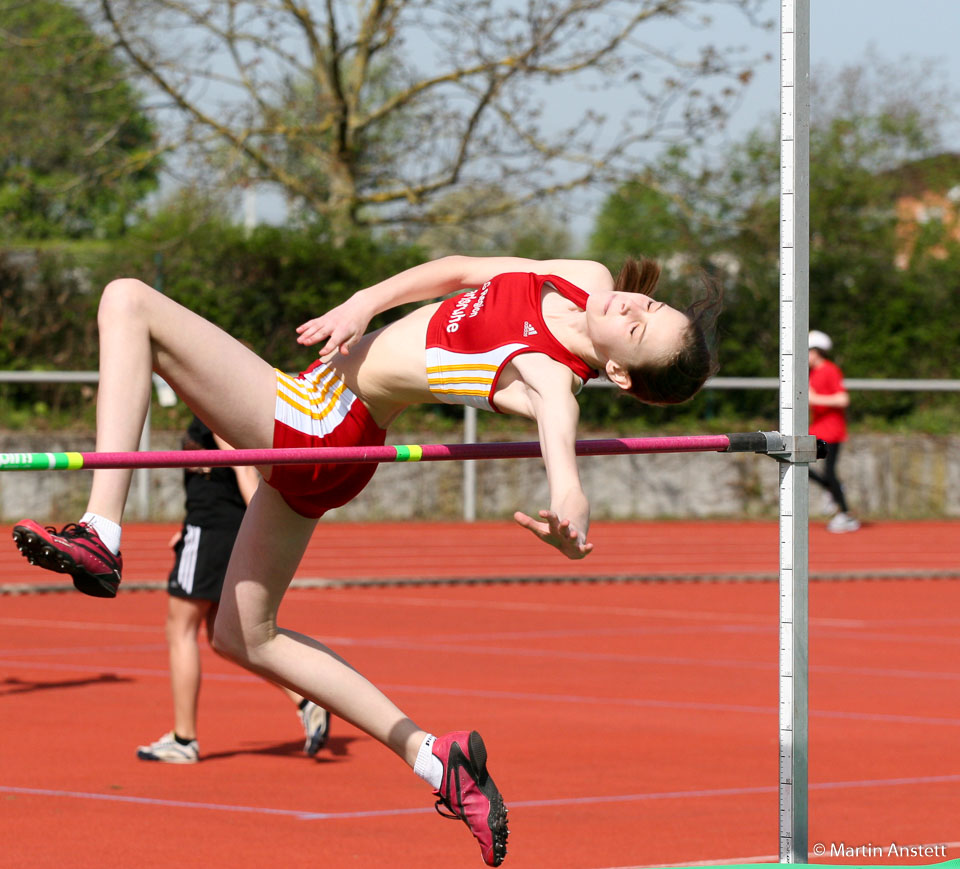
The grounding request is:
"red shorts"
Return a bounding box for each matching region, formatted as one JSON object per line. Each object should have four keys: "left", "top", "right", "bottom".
{"left": 266, "top": 361, "right": 387, "bottom": 518}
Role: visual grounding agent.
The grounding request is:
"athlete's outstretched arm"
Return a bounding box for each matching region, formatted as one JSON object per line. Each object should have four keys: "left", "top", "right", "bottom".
{"left": 295, "top": 255, "right": 613, "bottom": 362}
{"left": 512, "top": 373, "right": 593, "bottom": 560}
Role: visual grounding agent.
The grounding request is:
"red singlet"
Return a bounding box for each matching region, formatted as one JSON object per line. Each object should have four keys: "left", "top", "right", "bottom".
{"left": 425, "top": 272, "right": 599, "bottom": 413}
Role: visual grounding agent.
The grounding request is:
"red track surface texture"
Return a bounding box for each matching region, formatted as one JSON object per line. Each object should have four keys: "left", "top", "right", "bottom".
{"left": 2, "top": 519, "right": 958, "bottom": 588}
{"left": 1, "top": 520, "right": 958, "bottom": 868}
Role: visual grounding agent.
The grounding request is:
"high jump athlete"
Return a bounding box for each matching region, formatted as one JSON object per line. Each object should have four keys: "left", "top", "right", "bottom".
{"left": 13, "top": 254, "right": 719, "bottom": 866}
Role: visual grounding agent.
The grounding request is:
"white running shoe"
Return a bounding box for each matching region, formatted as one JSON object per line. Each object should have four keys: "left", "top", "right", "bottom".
{"left": 300, "top": 701, "right": 331, "bottom": 756}
{"left": 827, "top": 512, "right": 861, "bottom": 533}
{"left": 137, "top": 731, "right": 199, "bottom": 763}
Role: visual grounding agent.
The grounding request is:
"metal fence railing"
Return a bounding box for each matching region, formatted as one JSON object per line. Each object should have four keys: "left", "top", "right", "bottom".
{"left": 459, "top": 376, "right": 960, "bottom": 520}
{"left": 0, "top": 371, "right": 174, "bottom": 520}
{"left": 3, "top": 372, "right": 959, "bottom": 521}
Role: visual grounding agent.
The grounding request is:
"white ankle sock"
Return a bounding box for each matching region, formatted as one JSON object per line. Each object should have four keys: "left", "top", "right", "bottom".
{"left": 80, "top": 513, "right": 122, "bottom": 555}
{"left": 413, "top": 734, "right": 443, "bottom": 789}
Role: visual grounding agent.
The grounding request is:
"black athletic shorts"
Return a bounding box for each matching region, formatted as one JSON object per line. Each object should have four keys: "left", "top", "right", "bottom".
{"left": 167, "top": 524, "right": 239, "bottom": 602}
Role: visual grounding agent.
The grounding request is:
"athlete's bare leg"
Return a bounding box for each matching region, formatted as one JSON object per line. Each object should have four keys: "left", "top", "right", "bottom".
{"left": 201, "top": 603, "right": 307, "bottom": 708}
{"left": 212, "top": 484, "right": 426, "bottom": 767}
{"left": 86, "top": 278, "right": 277, "bottom": 523}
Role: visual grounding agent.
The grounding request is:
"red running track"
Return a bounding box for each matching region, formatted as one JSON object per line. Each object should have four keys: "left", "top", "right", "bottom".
{"left": 2, "top": 519, "right": 958, "bottom": 589}
{"left": 0, "top": 520, "right": 958, "bottom": 868}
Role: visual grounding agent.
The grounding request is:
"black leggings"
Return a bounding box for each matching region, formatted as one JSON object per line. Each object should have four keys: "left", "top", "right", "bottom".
{"left": 808, "top": 441, "right": 848, "bottom": 513}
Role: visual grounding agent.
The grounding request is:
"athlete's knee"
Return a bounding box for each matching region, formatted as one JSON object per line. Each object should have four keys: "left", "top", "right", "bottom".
{"left": 99, "top": 277, "right": 156, "bottom": 322}
{"left": 209, "top": 608, "right": 270, "bottom": 665}
{"left": 209, "top": 629, "right": 238, "bottom": 662}
{"left": 209, "top": 614, "right": 244, "bottom": 662}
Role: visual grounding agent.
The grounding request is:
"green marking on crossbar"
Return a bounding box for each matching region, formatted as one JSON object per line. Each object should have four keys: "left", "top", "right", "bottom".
{"left": 0, "top": 452, "right": 84, "bottom": 471}
{"left": 393, "top": 445, "right": 423, "bottom": 462}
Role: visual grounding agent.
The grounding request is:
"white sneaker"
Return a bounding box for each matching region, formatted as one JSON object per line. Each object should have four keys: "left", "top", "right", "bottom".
{"left": 137, "top": 731, "right": 199, "bottom": 763}
{"left": 300, "top": 701, "right": 331, "bottom": 756}
{"left": 827, "top": 512, "right": 861, "bottom": 533}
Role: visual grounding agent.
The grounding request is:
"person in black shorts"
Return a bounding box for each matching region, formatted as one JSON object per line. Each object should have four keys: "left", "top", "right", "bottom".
{"left": 136, "top": 415, "right": 331, "bottom": 763}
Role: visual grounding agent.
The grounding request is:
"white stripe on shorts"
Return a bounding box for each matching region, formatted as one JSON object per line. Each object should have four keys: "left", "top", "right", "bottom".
{"left": 176, "top": 524, "right": 201, "bottom": 595}
{"left": 275, "top": 366, "right": 357, "bottom": 438}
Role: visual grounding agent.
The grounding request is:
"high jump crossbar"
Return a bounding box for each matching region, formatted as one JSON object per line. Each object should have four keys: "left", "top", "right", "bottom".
{"left": 0, "top": 432, "right": 806, "bottom": 472}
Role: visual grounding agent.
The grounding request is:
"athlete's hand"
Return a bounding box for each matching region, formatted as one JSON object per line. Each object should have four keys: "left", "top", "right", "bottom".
{"left": 513, "top": 509, "right": 593, "bottom": 560}
{"left": 296, "top": 294, "right": 374, "bottom": 363}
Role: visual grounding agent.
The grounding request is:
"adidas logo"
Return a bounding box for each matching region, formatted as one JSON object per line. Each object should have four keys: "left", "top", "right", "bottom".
{"left": 523, "top": 321, "right": 538, "bottom": 337}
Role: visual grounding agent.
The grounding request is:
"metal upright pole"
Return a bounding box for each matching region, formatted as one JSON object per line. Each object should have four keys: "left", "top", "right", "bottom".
{"left": 463, "top": 406, "right": 477, "bottom": 521}
{"left": 778, "top": 0, "right": 810, "bottom": 862}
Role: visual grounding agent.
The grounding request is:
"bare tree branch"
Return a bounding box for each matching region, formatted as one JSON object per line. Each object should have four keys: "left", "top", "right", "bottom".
{"left": 83, "top": 0, "right": 770, "bottom": 235}
{"left": 100, "top": 0, "right": 322, "bottom": 202}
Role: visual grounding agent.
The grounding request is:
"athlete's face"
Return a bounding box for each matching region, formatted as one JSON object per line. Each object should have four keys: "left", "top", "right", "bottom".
{"left": 587, "top": 290, "right": 690, "bottom": 381}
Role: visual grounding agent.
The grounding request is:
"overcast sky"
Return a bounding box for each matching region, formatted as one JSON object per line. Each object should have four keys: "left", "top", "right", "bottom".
{"left": 239, "top": 0, "right": 960, "bottom": 238}
{"left": 554, "top": 0, "right": 960, "bottom": 244}
{"left": 724, "top": 0, "right": 959, "bottom": 136}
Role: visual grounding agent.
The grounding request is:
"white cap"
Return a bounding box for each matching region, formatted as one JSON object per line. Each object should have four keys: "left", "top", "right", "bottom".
{"left": 808, "top": 330, "right": 833, "bottom": 353}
